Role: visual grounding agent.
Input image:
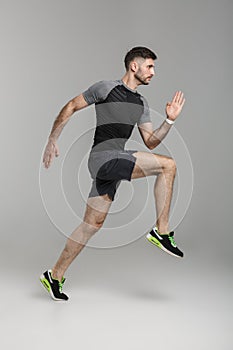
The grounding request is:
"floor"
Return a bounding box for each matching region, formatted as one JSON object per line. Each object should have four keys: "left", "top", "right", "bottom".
{"left": 1, "top": 229, "right": 232, "bottom": 350}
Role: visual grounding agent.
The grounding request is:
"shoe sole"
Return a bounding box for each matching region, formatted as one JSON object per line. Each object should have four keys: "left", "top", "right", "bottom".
{"left": 40, "top": 274, "right": 68, "bottom": 301}
{"left": 146, "top": 233, "right": 183, "bottom": 258}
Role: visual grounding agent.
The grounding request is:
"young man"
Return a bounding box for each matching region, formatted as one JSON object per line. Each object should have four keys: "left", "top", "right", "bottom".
{"left": 40, "top": 46, "right": 185, "bottom": 301}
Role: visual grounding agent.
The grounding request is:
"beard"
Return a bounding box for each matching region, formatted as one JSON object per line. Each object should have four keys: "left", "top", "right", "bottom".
{"left": 135, "top": 72, "right": 150, "bottom": 85}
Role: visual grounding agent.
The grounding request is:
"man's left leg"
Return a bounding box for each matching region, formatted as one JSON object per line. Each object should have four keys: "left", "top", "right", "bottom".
{"left": 131, "top": 151, "right": 176, "bottom": 233}
{"left": 131, "top": 151, "right": 183, "bottom": 258}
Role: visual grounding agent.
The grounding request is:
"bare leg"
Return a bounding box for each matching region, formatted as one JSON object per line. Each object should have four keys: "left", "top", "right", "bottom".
{"left": 154, "top": 161, "right": 176, "bottom": 233}
{"left": 52, "top": 194, "right": 112, "bottom": 281}
{"left": 131, "top": 152, "right": 176, "bottom": 234}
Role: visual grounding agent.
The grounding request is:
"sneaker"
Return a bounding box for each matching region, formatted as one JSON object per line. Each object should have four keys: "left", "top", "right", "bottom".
{"left": 40, "top": 269, "right": 69, "bottom": 301}
{"left": 146, "top": 227, "right": 184, "bottom": 258}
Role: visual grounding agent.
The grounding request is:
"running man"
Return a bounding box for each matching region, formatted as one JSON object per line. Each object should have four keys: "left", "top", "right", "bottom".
{"left": 40, "top": 46, "right": 185, "bottom": 301}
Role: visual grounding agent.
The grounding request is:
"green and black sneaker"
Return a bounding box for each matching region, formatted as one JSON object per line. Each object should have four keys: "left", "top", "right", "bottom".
{"left": 146, "top": 227, "right": 184, "bottom": 258}
{"left": 40, "top": 269, "right": 69, "bottom": 301}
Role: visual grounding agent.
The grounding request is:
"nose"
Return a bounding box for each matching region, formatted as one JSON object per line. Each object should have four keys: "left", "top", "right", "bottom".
{"left": 151, "top": 67, "right": 155, "bottom": 76}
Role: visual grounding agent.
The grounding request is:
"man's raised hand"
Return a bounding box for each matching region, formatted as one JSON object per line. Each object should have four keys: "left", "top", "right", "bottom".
{"left": 166, "top": 91, "right": 185, "bottom": 121}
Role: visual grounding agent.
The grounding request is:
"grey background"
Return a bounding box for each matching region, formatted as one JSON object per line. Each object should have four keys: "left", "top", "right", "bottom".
{"left": 1, "top": 0, "right": 232, "bottom": 349}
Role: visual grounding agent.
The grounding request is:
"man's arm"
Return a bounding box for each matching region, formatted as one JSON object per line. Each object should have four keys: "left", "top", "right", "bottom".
{"left": 138, "top": 121, "right": 173, "bottom": 150}
{"left": 138, "top": 91, "right": 185, "bottom": 150}
{"left": 43, "top": 94, "right": 88, "bottom": 168}
{"left": 48, "top": 94, "right": 88, "bottom": 142}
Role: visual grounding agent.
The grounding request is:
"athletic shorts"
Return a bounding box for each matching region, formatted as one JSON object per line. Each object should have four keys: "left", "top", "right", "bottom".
{"left": 87, "top": 149, "right": 137, "bottom": 201}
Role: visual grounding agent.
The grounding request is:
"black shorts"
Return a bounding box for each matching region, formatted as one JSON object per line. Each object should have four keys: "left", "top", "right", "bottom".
{"left": 87, "top": 149, "right": 137, "bottom": 201}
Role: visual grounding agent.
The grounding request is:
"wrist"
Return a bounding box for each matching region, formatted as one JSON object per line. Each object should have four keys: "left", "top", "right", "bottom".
{"left": 48, "top": 136, "right": 57, "bottom": 144}
{"left": 165, "top": 117, "right": 175, "bottom": 125}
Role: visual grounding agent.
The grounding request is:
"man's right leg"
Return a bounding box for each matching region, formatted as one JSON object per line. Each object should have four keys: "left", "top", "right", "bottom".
{"left": 40, "top": 194, "right": 112, "bottom": 300}
{"left": 41, "top": 194, "right": 112, "bottom": 300}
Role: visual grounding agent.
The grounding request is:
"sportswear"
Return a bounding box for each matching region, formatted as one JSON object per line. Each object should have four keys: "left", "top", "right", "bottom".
{"left": 87, "top": 149, "right": 137, "bottom": 200}
{"left": 83, "top": 79, "right": 151, "bottom": 200}
{"left": 83, "top": 79, "right": 151, "bottom": 152}
{"left": 40, "top": 270, "right": 69, "bottom": 301}
{"left": 146, "top": 227, "right": 184, "bottom": 258}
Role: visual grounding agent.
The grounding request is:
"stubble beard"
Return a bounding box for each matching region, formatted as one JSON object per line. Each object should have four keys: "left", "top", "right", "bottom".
{"left": 135, "top": 72, "right": 149, "bottom": 85}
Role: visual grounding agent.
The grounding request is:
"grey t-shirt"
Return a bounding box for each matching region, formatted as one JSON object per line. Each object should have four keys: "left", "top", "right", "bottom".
{"left": 83, "top": 79, "right": 151, "bottom": 151}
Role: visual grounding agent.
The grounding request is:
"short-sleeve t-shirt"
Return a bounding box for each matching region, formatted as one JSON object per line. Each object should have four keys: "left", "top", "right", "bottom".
{"left": 82, "top": 79, "right": 151, "bottom": 152}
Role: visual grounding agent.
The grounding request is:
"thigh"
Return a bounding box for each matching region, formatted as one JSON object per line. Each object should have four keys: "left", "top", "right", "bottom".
{"left": 131, "top": 151, "right": 173, "bottom": 179}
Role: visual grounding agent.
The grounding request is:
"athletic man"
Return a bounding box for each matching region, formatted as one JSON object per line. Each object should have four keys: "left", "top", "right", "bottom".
{"left": 40, "top": 46, "right": 185, "bottom": 301}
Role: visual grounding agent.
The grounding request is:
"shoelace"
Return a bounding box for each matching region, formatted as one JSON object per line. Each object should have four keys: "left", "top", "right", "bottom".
{"left": 58, "top": 278, "right": 65, "bottom": 293}
{"left": 168, "top": 234, "right": 177, "bottom": 247}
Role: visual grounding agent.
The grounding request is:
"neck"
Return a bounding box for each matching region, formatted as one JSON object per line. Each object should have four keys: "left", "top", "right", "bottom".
{"left": 121, "top": 73, "right": 140, "bottom": 91}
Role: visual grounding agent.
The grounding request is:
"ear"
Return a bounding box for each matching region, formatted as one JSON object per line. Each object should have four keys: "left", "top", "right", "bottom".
{"left": 130, "top": 61, "right": 138, "bottom": 72}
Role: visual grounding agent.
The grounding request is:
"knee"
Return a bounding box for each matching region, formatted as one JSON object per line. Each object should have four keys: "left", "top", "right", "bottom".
{"left": 84, "top": 216, "right": 105, "bottom": 234}
{"left": 164, "top": 157, "right": 177, "bottom": 173}
{"left": 93, "top": 217, "right": 105, "bottom": 231}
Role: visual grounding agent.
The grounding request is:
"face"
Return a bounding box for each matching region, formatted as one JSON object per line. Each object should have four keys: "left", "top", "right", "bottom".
{"left": 133, "top": 58, "right": 155, "bottom": 85}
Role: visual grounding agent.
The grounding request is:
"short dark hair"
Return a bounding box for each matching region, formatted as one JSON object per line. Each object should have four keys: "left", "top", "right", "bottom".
{"left": 124, "top": 46, "right": 157, "bottom": 71}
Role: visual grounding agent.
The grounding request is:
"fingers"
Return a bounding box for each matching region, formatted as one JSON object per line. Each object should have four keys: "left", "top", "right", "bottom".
{"left": 55, "top": 144, "right": 60, "bottom": 157}
{"left": 43, "top": 142, "right": 59, "bottom": 169}
{"left": 180, "top": 96, "right": 185, "bottom": 108}
{"left": 43, "top": 152, "right": 50, "bottom": 169}
{"left": 172, "top": 91, "right": 185, "bottom": 105}
{"left": 43, "top": 152, "right": 52, "bottom": 169}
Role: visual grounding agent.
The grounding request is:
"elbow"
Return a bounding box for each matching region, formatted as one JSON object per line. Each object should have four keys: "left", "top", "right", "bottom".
{"left": 144, "top": 136, "right": 152, "bottom": 150}
{"left": 67, "top": 100, "right": 76, "bottom": 114}
{"left": 143, "top": 133, "right": 160, "bottom": 150}
{"left": 145, "top": 141, "right": 154, "bottom": 150}
{"left": 147, "top": 144, "right": 154, "bottom": 150}
{"left": 146, "top": 140, "right": 160, "bottom": 150}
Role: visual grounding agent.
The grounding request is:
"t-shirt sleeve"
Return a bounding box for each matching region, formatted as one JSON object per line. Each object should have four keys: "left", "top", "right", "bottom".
{"left": 82, "top": 80, "right": 115, "bottom": 105}
{"left": 137, "top": 96, "right": 151, "bottom": 125}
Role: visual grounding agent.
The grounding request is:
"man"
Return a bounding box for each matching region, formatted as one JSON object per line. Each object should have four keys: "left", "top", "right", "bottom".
{"left": 40, "top": 46, "right": 185, "bottom": 301}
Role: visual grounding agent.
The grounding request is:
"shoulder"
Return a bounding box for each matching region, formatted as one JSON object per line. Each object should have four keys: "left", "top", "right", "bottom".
{"left": 83, "top": 79, "right": 120, "bottom": 104}
{"left": 85, "top": 79, "right": 120, "bottom": 96}
{"left": 93, "top": 79, "right": 120, "bottom": 92}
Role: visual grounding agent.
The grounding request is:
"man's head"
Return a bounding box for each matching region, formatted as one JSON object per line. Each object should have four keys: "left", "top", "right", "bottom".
{"left": 124, "top": 46, "right": 157, "bottom": 85}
